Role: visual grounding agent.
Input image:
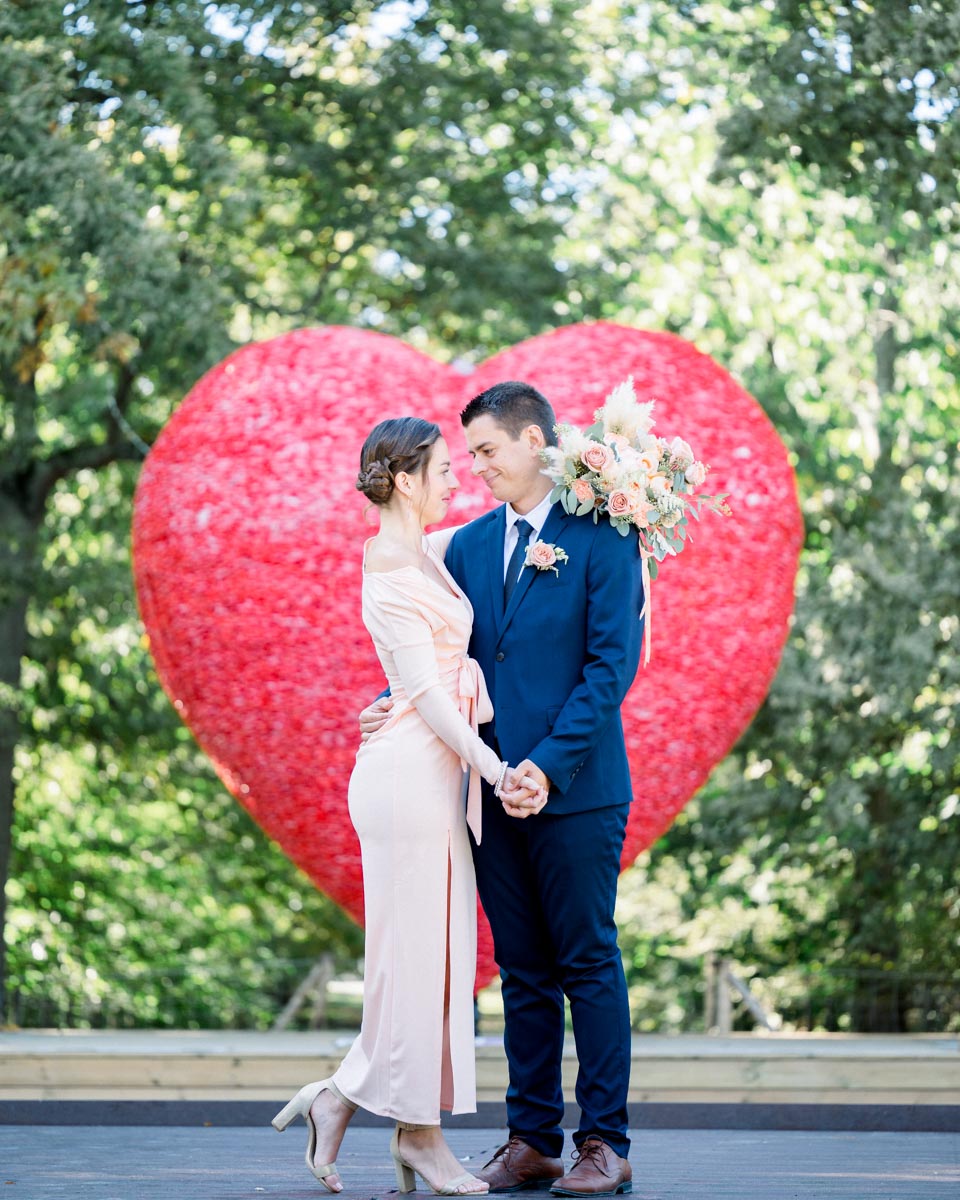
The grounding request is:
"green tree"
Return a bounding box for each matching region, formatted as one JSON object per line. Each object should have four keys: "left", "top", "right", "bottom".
{"left": 5, "top": 0, "right": 959, "bottom": 1031}
{"left": 594, "top": 1, "right": 960, "bottom": 1030}
{"left": 0, "top": 0, "right": 629, "bottom": 1020}
{"left": 705, "top": 0, "right": 960, "bottom": 1029}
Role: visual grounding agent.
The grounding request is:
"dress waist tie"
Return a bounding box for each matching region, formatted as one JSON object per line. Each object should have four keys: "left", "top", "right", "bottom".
{"left": 453, "top": 655, "right": 493, "bottom": 845}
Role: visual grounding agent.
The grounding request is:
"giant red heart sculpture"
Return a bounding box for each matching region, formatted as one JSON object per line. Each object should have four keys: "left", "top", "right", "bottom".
{"left": 132, "top": 322, "right": 802, "bottom": 989}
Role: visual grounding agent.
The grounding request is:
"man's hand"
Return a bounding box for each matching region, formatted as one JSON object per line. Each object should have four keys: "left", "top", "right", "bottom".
{"left": 500, "top": 759, "right": 551, "bottom": 819}
{"left": 512, "top": 759, "right": 551, "bottom": 794}
{"left": 359, "top": 695, "right": 393, "bottom": 742}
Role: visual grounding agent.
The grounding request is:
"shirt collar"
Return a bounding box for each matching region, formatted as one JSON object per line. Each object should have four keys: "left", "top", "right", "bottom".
{"left": 505, "top": 492, "right": 555, "bottom": 540}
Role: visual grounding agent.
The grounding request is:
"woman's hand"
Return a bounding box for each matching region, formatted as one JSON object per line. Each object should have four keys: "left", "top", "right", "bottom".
{"left": 500, "top": 760, "right": 550, "bottom": 818}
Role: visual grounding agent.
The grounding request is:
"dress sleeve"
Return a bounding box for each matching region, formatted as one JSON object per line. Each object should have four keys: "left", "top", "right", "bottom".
{"left": 371, "top": 580, "right": 503, "bottom": 785}
{"left": 425, "top": 524, "right": 466, "bottom": 560}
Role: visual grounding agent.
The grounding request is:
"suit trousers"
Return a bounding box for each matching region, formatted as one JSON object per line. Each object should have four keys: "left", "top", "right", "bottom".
{"left": 472, "top": 796, "right": 632, "bottom": 1159}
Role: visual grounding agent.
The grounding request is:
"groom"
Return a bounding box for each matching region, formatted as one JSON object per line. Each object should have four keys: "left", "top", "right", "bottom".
{"left": 366, "top": 381, "right": 644, "bottom": 1195}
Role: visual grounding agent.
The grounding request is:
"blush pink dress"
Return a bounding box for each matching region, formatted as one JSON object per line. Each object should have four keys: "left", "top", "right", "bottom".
{"left": 331, "top": 538, "right": 502, "bottom": 1124}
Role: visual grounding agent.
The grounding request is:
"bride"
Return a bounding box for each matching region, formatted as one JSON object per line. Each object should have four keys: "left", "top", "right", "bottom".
{"left": 272, "top": 416, "right": 543, "bottom": 1194}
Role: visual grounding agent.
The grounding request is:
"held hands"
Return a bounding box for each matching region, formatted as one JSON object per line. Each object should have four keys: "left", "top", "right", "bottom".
{"left": 499, "top": 759, "right": 551, "bottom": 819}
{"left": 359, "top": 695, "right": 394, "bottom": 742}
{"left": 360, "top": 697, "right": 550, "bottom": 819}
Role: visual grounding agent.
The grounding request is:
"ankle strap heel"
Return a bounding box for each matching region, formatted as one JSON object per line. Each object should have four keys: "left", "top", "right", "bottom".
{"left": 390, "top": 1124, "right": 489, "bottom": 1195}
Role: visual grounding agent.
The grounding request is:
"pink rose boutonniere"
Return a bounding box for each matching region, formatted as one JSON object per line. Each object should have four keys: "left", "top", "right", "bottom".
{"left": 524, "top": 540, "right": 569, "bottom": 577}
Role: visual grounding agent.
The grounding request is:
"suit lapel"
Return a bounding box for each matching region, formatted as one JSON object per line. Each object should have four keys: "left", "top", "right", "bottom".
{"left": 484, "top": 506, "right": 507, "bottom": 627}
{"left": 498, "top": 502, "right": 567, "bottom": 640}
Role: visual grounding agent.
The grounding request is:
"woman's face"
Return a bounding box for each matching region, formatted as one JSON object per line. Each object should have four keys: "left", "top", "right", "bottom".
{"left": 413, "top": 437, "right": 459, "bottom": 527}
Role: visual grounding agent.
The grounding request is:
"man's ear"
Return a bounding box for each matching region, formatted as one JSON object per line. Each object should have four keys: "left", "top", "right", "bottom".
{"left": 524, "top": 423, "right": 547, "bottom": 450}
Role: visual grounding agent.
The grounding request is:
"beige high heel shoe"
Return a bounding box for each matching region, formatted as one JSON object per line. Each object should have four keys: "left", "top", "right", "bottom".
{"left": 271, "top": 1078, "right": 357, "bottom": 1190}
{"left": 391, "top": 1122, "right": 489, "bottom": 1195}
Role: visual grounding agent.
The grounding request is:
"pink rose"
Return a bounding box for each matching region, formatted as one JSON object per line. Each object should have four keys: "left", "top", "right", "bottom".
{"left": 572, "top": 478, "right": 595, "bottom": 504}
{"left": 607, "top": 489, "right": 639, "bottom": 516}
{"left": 685, "top": 461, "right": 708, "bottom": 486}
{"left": 526, "top": 541, "right": 557, "bottom": 568}
{"left": 581, "top": 442, "right": 614, "bottom": 472}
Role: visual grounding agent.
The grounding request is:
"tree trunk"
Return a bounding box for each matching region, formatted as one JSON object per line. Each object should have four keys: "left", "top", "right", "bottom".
{"left": 0, "top": 498, "right": 40, "bottom": 1024}
{"left": 848, "top": 781, "right": 909, "bottom": 1031}
{"left": 0, "top": 345, "right": 141, "bottom": 1023}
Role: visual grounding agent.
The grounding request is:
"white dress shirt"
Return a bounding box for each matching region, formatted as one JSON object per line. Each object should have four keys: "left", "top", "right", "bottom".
{"left": 503, "top": 493, "right": 556, "bottom": 585}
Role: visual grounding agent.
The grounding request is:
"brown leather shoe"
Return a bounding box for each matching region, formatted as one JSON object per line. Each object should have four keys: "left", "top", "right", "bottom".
{"left": 477, "top": 1137, "right": 565, "bottom": 1193}
{"left": 549, "top": 1137, "right": 632, "bottom": 1196}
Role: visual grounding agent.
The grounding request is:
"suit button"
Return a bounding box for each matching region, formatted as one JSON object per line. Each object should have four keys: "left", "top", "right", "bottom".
{"left": 495, "top": 652, "right": 505, "bottom": 662}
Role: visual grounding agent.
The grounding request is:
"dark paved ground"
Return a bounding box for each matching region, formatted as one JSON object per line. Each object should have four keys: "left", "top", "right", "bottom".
{"left": 1, "top": 1126, "right": 958, "bottom": 1200}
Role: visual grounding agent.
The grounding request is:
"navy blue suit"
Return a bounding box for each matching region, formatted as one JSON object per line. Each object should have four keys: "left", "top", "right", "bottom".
{"left": 444, "top": 501, "right": 644, "bottom": 1158}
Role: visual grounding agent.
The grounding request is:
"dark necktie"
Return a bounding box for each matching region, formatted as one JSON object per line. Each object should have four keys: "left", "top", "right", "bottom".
{"left": 504, "top": 518, "right": 533, "bottom": 605}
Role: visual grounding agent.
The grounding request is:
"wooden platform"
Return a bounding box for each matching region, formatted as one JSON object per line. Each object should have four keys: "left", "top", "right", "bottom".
{"left": 2, "top": 1030, "right": 957, "bottom": 1106}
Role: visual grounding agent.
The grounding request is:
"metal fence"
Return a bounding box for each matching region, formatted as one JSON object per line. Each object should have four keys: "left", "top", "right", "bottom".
{"left": 5, "top": 957, "right": 959, "bottom": 1033}
{"left": 703, "top": 956, "right": 960, "bottom": 1034}
{"left": 3, "top": 957, "right": 363, "bottom": 1031}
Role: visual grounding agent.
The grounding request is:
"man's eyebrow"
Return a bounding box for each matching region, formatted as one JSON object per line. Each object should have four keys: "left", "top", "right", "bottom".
{"left": 471, "top": 441, "right": 495, "bottom": 452}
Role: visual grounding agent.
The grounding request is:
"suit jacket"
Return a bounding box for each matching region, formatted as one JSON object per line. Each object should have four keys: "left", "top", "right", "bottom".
{"left": 444, "top": 501, "right": 645, "bottom": 815}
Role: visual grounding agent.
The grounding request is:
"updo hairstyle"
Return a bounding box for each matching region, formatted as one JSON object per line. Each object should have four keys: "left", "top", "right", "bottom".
{"left": 356, "top": 417, "right": 442, "bottom": 506}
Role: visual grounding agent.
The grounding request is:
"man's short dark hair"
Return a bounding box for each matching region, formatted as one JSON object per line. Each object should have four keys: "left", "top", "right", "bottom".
{"left": 460, "top": 381, "right": 558, "bottom": 448}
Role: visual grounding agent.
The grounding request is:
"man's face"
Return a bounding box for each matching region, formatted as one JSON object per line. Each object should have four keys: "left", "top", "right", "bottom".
{"left": 464, "top": 413, "right": 546, "bottom": 507}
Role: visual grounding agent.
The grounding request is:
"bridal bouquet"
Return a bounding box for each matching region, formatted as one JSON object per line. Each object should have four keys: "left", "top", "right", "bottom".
{"left": 540, "top": 377, "right": 728, "bottom": 581}
{"left": 541, "top": 377, "right": 729, "bottom": 664}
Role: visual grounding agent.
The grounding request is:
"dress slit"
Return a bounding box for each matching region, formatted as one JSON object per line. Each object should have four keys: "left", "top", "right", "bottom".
{"left": 440, "top": 835, "right": 454, "bottom": 1112}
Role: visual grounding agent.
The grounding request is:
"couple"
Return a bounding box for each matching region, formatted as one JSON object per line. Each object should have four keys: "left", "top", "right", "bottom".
{"left": 273, "top": 381, "right": 645, "bottom": 1195}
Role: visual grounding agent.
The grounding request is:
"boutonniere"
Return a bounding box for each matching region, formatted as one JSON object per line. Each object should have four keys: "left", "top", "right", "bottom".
{"left": 524, "top": 540, "right": 569, "bottom": 577}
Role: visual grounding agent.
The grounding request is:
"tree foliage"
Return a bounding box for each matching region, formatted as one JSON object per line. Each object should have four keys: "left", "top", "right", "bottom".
{"left": 606, "top": 0, "right": 960, "bottom": 1031}
{"left": 2, "top": 1, "right": 958, "bottom": 1030}
{"left": 0, "top": 0, "right": 612, "bottom": 1020}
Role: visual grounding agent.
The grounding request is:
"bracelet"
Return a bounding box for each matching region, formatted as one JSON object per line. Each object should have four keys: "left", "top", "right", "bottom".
{"left": 493, "top": 761, "right": 509, "bottom": 797}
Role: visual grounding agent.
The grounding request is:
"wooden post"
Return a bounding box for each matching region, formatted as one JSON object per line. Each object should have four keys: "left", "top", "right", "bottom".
{"left": 308, "top": 955, "right": 336, "bottom": 1029}
{"left": 715, "top": 958, "right": 733, "bottom": 1034}
{"left": 273, "top": 955, "right": 335, "bottom": 1031}
{"left": 704, "top": 953, "right": 717, "bottom": 1032}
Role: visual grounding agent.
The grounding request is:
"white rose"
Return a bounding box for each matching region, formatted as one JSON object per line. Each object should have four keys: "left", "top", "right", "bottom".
{"left": 685, "top": 461, "right": 708, "bottom": 486}
{"left": 669, "top": 437, "right": 694, "bottom": 467}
